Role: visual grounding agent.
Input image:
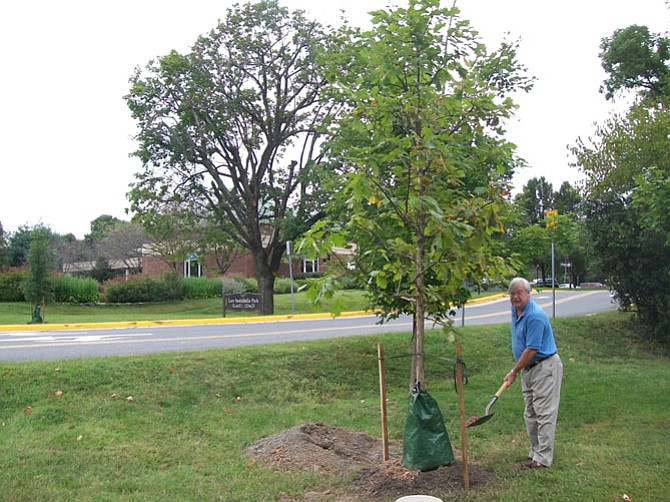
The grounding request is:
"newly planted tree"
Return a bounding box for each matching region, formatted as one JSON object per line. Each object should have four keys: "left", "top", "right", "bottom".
{"left": 302, "top": 0, "right": 533, "bottom": 389}
{"left": 23, "top": 226, "right": 55, "bottom": 323}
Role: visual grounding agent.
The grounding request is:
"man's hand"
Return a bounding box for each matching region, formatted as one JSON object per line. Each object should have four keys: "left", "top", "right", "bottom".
{"left": 506, "top": 348, "right": 538, "bottom": 387}
{"left": 504, "top": 371, "right": 517, "bottom": 387}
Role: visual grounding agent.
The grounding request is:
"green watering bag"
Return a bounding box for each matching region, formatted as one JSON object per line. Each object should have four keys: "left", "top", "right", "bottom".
{"left": 402, "top": 387, "right": 455, "bottom": 471}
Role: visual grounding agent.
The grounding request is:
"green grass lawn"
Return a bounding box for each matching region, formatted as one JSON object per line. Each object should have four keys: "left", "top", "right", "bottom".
{"left": 1, "top": 310, "right": 668, "bottom": 501}
{"left": 0, "top": 290, "right": 375, "bottom": 326}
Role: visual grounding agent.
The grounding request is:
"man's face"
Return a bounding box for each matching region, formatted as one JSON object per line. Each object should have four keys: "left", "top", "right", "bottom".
{"left": 509, "top": 284, "right": 531, "bottom": 311}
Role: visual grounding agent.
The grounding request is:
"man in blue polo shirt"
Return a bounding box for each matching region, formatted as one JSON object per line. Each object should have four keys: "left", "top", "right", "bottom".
{"left": 504, "top": 277, "right": 563, "bottom": 469}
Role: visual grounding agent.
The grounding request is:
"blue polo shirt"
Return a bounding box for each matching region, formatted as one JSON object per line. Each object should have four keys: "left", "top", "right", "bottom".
{"left": 511, "top": 299, "right": 558, "bottom": 363}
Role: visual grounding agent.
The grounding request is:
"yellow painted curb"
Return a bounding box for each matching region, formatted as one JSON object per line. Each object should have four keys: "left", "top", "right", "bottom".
{"left": 0, "top": 294, "right": 507, "bottom": 332}
{"left": 0, "top": 310, "right": 374, "bottom": 332}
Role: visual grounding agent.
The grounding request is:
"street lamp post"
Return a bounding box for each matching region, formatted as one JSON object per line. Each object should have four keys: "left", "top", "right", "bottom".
{"left": 546, "top": 209, "right": 559, "bottom": 319}
{"left": 286, "top": 241, "right": 295, "bottom": 314}
{"left": 551, "top": 240, "right": 556, "bottom": 319}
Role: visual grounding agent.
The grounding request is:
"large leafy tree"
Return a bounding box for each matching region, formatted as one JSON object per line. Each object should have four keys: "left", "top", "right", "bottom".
{"left": 302, "top": 0, "right": 533, "bottom": 389}
{"left": 135, "top": 201, "right": 242, "bottom": 275}
{"left": 554, "top": 181, "right": 581, "bottom": 216}
{"left": 6, "top": 225, "right": 34, "bottom": 267}
{"left": 126, "top": 1, "right": 339, "bottom": 315}
{"left": 195, "top": 218, "right": 243, "bottom": 276}
{"left": 507, "top": 179, "right": 584, "bottom": 284}
{"left": 573, "top": 102, "right": 670, "bottom": 198}
{"left": 0, "top": 221, "right": 7, "bottom": 268}
{"left": 573, "top": 24, "right": 670, "bottom": 344}
{"left": 96, "top": 222, "right": 145, "bottom": 275}
{"left": 584, "top": 192, "right": 670, "bottom": 343}
{"left": 86, "top": 215, "right": 124, "bottom": 245}
{"left": 514, "top": 176, "right": 554, "bottom": 225}
{"left": 599, "top": 24, "right": 670, "bottom": 102}
{"left": 508, "top": 223, "right": 551, "bottom": 281}
{"left": 555, "top": 217, "right": 590, "bottom": 287}
{"left": 633, "top": 163, "right": 670, "bottom": 246}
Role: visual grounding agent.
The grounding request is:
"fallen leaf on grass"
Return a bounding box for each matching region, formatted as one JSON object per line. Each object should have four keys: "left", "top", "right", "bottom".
{"left": 24, "top": 406, "right": 33, "bottom": 414}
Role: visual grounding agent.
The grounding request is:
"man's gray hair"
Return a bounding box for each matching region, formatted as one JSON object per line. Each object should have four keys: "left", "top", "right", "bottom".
{"left": 508, "top": 277, "right": 531, "bottom": 294}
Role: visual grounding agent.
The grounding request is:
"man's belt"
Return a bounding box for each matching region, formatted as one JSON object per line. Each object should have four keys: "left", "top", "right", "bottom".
{"left": 525, "top": 352, "right": 557, "bottom": 371}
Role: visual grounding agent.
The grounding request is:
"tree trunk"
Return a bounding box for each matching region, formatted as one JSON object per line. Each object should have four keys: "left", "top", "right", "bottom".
{"left": 410, "top": 311, "right": 426, "bottom": 392}
{"left": 410, "top": 212, "right": 427, "bottom": 391}
{"left": 254, "top": 253, "right": 276, "bottom": 315}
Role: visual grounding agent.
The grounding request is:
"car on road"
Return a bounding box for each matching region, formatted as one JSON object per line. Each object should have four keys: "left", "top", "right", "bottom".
{"left": 579, "top": 282, "right": 605, "bottom": 288}
{"left": 532, "top": 278, "right": 559, "bottom": 288}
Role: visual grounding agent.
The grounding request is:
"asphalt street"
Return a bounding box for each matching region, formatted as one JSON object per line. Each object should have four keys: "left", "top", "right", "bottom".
{"left": 0, "top": 289, "right": 616, "bottom": 362}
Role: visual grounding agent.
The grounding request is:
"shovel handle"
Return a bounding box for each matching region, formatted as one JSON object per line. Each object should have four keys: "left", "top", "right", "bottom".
{"left": 494, "top": 381, "right": 509, "bottom": 398}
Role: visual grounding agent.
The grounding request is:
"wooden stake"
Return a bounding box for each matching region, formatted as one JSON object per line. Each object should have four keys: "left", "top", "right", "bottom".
{"left": 454, "top": 340, "right": 470, "bottom": 489}
{"left": 377, "top": 343, "right": 389, "bottom": 461}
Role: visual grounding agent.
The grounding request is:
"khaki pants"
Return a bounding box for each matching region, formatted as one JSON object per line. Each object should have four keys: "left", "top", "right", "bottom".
{"left": 521, "top": 354, "right": 563, "bottom": 466}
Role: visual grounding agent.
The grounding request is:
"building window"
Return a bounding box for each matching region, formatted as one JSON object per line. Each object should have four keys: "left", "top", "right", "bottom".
{"left": 184, "top": 255, "right": 202, "bottom": 278}
{"left": 302, "top": 258, "right": 319, "bottom": 274}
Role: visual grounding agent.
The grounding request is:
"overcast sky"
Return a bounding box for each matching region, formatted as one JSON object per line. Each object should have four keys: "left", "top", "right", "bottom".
{"left": 1, "top": 0, "right": 668, "bottom": 239}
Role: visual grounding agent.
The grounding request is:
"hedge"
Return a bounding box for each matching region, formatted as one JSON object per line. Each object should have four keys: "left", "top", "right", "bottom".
{"left": 0, "top": 270, "right": 26, "bottom": 302}
{"left": 52, "top": 275, "right": 100, "bottom": 303}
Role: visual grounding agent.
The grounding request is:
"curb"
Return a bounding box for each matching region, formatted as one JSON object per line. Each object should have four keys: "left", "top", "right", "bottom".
{"left": 0, "top": 294, "right": 508, "bottom": 332}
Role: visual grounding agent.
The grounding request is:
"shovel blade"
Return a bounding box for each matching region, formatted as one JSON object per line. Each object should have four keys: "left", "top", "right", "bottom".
{"left": 466, "top": 413, "right": 494, "bottom": 428}
{"left": 468, "top": 382, "right": 507, "bottom": 428}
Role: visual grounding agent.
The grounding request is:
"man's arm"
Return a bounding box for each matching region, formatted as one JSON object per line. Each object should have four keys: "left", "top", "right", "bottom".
{"left": 504, "top": 348, "right": 538, "bottom": 386}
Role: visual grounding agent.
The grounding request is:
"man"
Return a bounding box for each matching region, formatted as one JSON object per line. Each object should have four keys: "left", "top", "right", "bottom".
{"left": 504, "top": 277, "right": 563, "bottom": 469}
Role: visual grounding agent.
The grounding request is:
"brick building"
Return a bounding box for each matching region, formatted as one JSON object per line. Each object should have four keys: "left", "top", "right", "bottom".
{"left": 139, "top": 244, "right": 352, "bottom": 280}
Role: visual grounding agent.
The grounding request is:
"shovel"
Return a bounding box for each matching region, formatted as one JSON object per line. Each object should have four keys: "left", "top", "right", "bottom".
{"left": 467, "top": 381, "right": 508, "bottom": 428}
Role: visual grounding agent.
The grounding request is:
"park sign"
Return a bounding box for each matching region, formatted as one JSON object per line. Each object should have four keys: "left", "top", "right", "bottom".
{"left": 223, "top": 293, "right": 261, "bottom": 317}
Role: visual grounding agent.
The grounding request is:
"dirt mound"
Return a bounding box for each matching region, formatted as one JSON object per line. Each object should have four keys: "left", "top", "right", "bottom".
{"left": 245, "top": 422, "right": 494, "bottom": 501}
{"left": 244, "top": 422, "right": 383, "bottom": 474}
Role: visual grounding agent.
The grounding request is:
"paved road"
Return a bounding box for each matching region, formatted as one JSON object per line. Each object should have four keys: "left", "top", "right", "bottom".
{"left": 0, "top": 290, "right": 616, "bottom": 362}
{"left": 453, "top": 288, "right": 616, "bottom": 326}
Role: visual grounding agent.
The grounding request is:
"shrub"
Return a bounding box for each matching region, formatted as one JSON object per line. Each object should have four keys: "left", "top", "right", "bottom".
{"left": 102, "top": 274, "right": 255, "bottom": 303}
{"left": 184, "top": 277, "right": 221, "bottom": 299}
{"left": 183, "top": 276, "right": 250, "bottom": 299}
{"left": 88, "top": 257, "right": 115, "bottom": 283}
{"left": 236, "top": 276, "right": 258, "bottom": 293}
{"left": 52, "top": 275, "right": 100, "bottom": 303}
{"left": 222, "top": 277, "right": 248, "bottom": 295}
{"left": 274, "top": 278, "right": 294, "bottom": 294}
{"left": 0, "top": 270, "right": 27, "bottom": 302}
{"left": 105, "top": 277, "right": 167, "bottom": 303}
{"left": 161, "top": 271, "right": 185, "bottom": 301}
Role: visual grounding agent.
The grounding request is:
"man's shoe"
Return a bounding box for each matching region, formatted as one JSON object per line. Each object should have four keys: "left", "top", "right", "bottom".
{"left": 523, "top": 460, "right": 547, "bottom": 469}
